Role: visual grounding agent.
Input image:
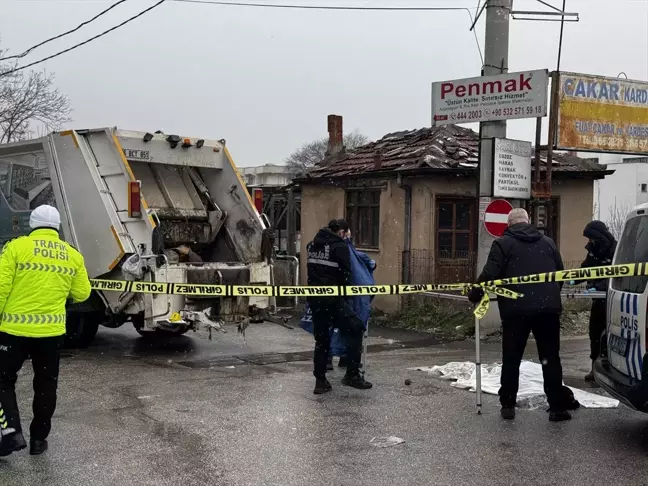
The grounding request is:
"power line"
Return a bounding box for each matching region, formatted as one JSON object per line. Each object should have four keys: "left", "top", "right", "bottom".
{"left": 0, "top": 0, "right": 166, "bottom": 77}
{"left": 172, "top": 0, "right": 484, "bottom": 64}
{"left": 0, "top": 0, "right": 131, "bottom": 62}
{"left": 172, "top": 0, "right": 474, "bottom": 12}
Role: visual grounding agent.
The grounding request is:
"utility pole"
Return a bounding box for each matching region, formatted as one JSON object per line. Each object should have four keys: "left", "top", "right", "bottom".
{"left": 476, "top": 0, "right": 512, "bottom": 328}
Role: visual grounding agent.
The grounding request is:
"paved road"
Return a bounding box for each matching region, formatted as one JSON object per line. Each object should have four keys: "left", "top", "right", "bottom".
{"left": 1, "top": 323, "right": 647, "bottom": 486}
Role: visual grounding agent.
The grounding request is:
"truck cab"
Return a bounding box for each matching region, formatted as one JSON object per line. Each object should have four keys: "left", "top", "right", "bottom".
{"left": 594, "top": 203, "right": 648, "bottom": 411}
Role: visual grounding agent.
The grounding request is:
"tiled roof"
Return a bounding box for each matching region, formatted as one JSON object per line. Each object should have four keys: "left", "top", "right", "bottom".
{"left": 303, "top": 124, "right": 610, "bottom": 180}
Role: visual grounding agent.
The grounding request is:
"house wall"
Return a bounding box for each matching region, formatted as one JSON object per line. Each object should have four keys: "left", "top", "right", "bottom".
{"left": 551, "top": 178, "right": 595, "bottom": 265}
{"left": 300, "top": 180, "right": 405, "bottom": 313}
{"left": 300, "top": 176, "right": 597, "bottom": 314}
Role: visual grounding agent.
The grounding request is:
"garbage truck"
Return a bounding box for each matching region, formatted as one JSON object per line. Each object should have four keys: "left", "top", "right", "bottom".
{"left": 0, "top": 127, "right": 281, "bottom": 346}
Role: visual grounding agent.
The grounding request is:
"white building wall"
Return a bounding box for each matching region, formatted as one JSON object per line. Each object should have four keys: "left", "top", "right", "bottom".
{"left": 592, "top": 154, "right": 648, "bottom": 237}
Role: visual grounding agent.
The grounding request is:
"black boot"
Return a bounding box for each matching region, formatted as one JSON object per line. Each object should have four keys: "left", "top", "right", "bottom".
{"left": 584, "top": 361, "right": 595, "bottom": 382}
{"left": 326, "top": 357, "right": 334, "bottom": 371}
{"left": 313, "top": 378, "right": 332, "bottom": 395}
{"left": 338, "top": 357, "right": 347, "bottom": 368}
{"left": 342, "top": 373, "right": 373, "bottom": 390}
{"left": 0, "top": 432, "right": 27, "bottom": 457}
{"left": 500, "top": 407, "right": 515, "bottom": 420}
{"left": 549, "top": 410, "right": 572, "bottom": 422}
{"left": 30, "top": 439, "right": 48, "bottom": 455}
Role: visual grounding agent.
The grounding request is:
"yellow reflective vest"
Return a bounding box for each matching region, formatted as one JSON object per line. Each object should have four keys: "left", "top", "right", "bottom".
{"left": 0, "top": 228, "right": 92, "bottom": 338}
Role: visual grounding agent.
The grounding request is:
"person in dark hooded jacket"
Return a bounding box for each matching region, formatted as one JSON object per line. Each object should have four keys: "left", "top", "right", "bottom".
{"left": 469, "top": 208, "right": 572, "bottom": 422}
{"left": 306, "top": 219, "right": 372, "bottom": 394}
{"left": 581, "top": 220, "right": 617, "bottom": 382}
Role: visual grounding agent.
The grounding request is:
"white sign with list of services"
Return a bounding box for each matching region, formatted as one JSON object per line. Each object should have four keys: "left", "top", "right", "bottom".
{"left": 431, "top": 70, "right": 549, "bottom": 125}
{"left": 492, "top": 138, "right": 532, "bottom": 200}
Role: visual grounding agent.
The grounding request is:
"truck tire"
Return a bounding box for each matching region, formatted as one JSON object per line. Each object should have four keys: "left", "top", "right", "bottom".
{"left": 65, "top": 314, "right": 100, "bottom": 348}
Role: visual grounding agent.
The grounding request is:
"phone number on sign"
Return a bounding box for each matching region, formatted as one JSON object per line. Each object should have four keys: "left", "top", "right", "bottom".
{"left": 452, "top": 105, "right": 544, "bottom": 121}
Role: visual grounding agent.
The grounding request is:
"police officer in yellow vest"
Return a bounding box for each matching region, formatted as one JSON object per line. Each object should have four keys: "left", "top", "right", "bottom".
{"left": 0, "top": 205, "right": 91, "bottom": 457}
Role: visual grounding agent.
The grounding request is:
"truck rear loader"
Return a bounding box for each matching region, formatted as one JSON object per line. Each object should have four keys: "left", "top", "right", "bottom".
{"left": 0, "top": 127, "right": 279, "bottom": 346}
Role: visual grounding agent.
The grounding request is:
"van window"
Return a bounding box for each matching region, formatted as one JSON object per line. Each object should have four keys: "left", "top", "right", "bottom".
{"left": 612, "top": 215, "right": 648, "bottom": 293}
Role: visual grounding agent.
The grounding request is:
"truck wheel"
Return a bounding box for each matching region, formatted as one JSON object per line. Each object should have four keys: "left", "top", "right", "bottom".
{"left": 65, "top": 314, "right": 100, "bottom": 348}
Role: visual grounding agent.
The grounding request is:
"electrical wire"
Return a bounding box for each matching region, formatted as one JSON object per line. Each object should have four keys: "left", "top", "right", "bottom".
{"left": 171, "top": 0, "right": 484, "bottom": 64}
{"left": 172, "top": 0, "right": 473, "bottom": 12}
{"left": 0, "top": 0, "right": 131, "bottom": 62}
{"left": 0, "top": 0, "right": 166, "bottom": 77}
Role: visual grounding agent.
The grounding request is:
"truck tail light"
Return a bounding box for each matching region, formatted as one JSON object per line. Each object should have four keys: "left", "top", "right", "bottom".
{"left": 128, "top": 181, "right": 142, "bottom": 218}
{"left": 253, "top": 188, "right": 263, "bottom": 214}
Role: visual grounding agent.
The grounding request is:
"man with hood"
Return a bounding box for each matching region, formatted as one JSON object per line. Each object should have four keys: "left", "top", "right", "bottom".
{"left": 581, "top": 221, "right": 617, "bottom": 382}
{"left": 306, "top": 219, "right": 372, "bottom": 394}
{"left": 469, "top": 208, "right": 571, "bottom": 422}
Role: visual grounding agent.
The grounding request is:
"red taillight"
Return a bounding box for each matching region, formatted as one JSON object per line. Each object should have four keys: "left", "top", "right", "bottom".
{"left": 128, "top": 181, "right": 142, "bottom": 218}
{"left": 253, "top": 188, "right": 263, "bottom": 214}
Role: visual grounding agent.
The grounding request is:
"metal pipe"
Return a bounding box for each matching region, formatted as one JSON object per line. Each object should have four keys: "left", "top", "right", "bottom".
{"left": 397, "top": 174, "right": 412, "bottom": 284}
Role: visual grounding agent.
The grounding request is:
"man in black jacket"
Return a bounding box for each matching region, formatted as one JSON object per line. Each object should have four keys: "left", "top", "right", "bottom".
{"left": 306, "top": 219, "right": 372, "bottom": 394}
{"left": 581, "top": 220, "right": 617, "bottom": 382}
{"left": 469, "top": 208, "right": 571, "bottom": 421}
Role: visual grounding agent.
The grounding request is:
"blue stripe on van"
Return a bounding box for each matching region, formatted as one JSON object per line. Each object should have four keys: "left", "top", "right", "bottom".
{"left": 634, "top": 294, "right": 638, "bottom": 316}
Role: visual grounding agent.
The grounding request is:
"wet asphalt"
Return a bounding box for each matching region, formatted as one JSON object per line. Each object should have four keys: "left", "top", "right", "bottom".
{"left": 1, "top": 322, "right": 647, "bottom": 486}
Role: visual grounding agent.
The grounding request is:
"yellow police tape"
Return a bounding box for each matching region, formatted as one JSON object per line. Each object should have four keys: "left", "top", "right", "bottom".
{"left": 89, "top": 262, "right": 645, "bottom": 320}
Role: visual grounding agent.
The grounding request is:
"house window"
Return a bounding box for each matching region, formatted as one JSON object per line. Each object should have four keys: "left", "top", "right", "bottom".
{"left": 436, "top": 199, "right": 475, "bottom": 259}
{"left": 525, "top": 198, "right": 560, "bottom": 244}
{"left": 346, "top": 190, "right": 380, "bottom": 248}
{"left": 641, "top": 183, "right": 647, "bottom": 193}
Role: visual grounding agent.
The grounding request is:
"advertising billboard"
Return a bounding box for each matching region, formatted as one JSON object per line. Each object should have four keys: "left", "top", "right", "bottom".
{"left": 557, "top": 72, "right": 648, "bottom": 154}
{"left": 431, "top": 70, "right": 548, "bottom": 126}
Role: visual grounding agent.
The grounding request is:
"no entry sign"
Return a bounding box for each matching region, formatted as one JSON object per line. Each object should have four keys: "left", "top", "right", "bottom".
{"left": 484, "top": 199, "right": 513, "bottom": 237}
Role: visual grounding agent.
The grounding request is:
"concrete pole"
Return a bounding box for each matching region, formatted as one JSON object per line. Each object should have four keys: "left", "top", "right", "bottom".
{"left": 477, "top": 0, "right": 512, "bottom": 331}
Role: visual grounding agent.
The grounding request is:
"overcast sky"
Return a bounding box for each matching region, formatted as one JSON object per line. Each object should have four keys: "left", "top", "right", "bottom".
{"left": 2, "top": 0, "right": 647, "bottom": 167}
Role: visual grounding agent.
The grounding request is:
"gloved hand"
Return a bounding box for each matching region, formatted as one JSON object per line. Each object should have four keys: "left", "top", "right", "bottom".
{"left": 467, "top": 286, "right": 485, "bottom": 304}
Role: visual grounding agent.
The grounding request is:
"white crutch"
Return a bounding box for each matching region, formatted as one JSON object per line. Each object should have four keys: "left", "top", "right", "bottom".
{"left": 362, "top": 320, "right": 369, "bottom": 376}
{"left": 475, "top": 313, "right": 482, "bottom": 415}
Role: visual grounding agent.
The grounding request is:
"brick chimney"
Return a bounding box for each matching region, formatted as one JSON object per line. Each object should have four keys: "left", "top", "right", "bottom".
{"left": 374, "top": 150, "right": 382, "bottom": 170}
{"left": 327, "top": 114, "right": 344, "bottom": 156}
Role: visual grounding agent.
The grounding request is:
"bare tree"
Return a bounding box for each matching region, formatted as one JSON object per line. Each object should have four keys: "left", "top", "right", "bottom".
{"left": 606, "top": 201, "right": 632, "bottom": 240}
{"left": 285, "top": 130, "right": 369, "bottom": 177}
{"left": 0, "top": 46, "right": 71, "bottom": 143}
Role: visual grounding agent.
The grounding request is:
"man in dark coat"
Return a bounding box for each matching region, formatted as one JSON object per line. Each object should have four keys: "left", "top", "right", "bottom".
{"left": 581, "top": 221, "right": 617, "bottom": 382}
{"left": 469, "top": 208, "right": 572, "bottom": 422}
{"left": 306, "top": 219, "right": 372, "bottom": 394}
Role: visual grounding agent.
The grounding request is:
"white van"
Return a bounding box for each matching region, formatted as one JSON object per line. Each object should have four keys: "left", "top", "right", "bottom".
{"left": 594, "top": 203, "right": 648, "bottom": 411}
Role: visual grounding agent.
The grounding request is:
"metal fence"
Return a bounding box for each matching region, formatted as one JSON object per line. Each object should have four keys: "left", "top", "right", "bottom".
{"left": 404, "top": 249, "right": 477, "bottom": 286}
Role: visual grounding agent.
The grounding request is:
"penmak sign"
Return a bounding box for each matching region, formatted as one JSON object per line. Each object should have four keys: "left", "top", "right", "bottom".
{"left": 556, "top": 72, "right": 648, "bottom": 154}
{"left": 431, "top": 70, "right": 548, "bottom": 126}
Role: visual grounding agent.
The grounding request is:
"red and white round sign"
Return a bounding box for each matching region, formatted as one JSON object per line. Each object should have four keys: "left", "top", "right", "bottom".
{"left": 484, "top": 199, "right": 513, "bottom": 238}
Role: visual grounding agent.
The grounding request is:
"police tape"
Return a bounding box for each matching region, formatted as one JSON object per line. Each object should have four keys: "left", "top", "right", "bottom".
{"left": 88, "top": 262, "right": 645, "bottom": 320}
{"left": 89, "top": 279, "right": 519, "bottom": 299}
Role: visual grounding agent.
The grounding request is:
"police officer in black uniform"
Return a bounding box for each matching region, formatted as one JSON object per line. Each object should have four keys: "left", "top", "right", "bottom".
{"left": 581, "top": 220, "right": 617, "bottom": 382}
{"left": 307, "top": 219, "right": 372, "bottom": 394}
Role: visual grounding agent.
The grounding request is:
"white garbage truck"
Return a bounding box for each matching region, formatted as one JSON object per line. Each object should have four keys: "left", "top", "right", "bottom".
{"left": 0, "top": 127, "right": 282, "bottom": 346}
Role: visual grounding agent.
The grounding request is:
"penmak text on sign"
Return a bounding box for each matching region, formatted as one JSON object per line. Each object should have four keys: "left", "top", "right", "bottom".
{"left": 431, "top": 70, "right": 549, "bottom": 126}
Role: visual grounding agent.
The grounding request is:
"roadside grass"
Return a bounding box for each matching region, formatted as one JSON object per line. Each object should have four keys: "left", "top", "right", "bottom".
{"left": 372, "top": 296, "right": 593, "bottom": 342}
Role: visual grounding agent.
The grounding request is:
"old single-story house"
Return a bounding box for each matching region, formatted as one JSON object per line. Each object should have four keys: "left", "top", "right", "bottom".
{"left": 298, "top": 117, "right": 614, "bottom": 313}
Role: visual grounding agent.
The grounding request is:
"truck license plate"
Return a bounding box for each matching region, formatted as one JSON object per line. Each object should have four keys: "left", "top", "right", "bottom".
{"left": 610, "top": 334, "right": 629, "bottom": 357}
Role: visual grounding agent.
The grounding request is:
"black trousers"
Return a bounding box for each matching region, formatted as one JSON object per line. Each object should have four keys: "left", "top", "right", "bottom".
{"left": 0, "top": 333, "right": 63, "bottom": 441}
{"left": 310, "top": 298, "right": 363, "bottom": 379}
{"left": 589, "top": 299, "right": 607, "bottom": 361}
{"left": 499, "top": 314, "right": 564, "bottom": 410}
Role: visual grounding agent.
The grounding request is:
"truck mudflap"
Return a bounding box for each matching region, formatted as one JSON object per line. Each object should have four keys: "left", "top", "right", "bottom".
{"left": 594, "top": 355, "right": 648, "bottom": 412}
